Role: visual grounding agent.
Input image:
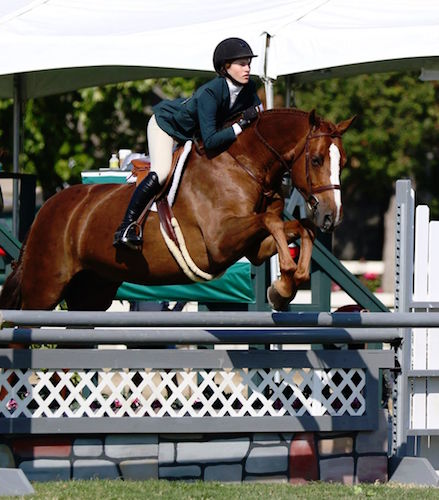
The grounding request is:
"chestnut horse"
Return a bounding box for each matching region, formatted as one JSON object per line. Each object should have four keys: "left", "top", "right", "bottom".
{"left": 0, "top": 109, "right": 354, "bottom": 312}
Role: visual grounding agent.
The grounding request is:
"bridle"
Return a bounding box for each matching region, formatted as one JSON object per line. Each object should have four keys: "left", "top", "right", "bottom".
{"left": 297, "top": 127, "right": 342, "bottom": 211}
{"left": 231, "top": 114, "right": 342, "bottom": 212}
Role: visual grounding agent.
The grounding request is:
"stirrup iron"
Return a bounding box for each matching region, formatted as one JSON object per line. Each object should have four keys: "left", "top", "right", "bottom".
{"left": 119, "top": 222, "right": 143, "bottom": 250}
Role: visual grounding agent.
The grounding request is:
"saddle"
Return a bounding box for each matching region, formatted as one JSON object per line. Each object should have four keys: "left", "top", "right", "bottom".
{"left": 130, "top": 158, "right": 151, "bottom": 186}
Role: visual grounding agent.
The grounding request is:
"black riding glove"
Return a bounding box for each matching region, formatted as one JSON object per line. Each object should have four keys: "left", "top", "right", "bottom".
{"left": 237, "top": 106, "right": 259, "bottom": 130}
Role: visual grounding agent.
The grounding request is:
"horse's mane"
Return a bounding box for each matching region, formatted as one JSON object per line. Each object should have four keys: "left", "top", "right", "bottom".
{"left": 261, "top": 108, "right": 309, "bottom": 119}
{"left": 261, "top": 108, "right": 335, "bottom": 126}
{"left": 262, "top": 108, "right": 341, "bottom": 135}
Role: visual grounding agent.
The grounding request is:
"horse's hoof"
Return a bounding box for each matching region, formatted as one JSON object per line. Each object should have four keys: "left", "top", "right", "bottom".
{"left": 267, "top": 284, "right": 291, "bottom": 311}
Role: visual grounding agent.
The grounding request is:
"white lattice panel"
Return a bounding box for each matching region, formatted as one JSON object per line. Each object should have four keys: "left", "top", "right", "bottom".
{"left": 0, "top": 367, "right": 365, "bottom": 418}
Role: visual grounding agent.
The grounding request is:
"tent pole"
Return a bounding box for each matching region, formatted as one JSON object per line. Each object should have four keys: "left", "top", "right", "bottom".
{"left": 261, "top": 32, "right": 275, "bottom": 110}
{"left": 12, "top": 75, "right": 22, "bottom": 239}
{"left": 264, "top": 78, "right": 274, "bottom": 109}
{"left": 261, "top": 32, "right": 277, "bottom": 297}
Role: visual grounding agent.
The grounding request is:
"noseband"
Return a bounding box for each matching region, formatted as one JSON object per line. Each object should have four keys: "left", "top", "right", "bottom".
{"left": 254, "top": 118, "right": 342, "bottom": 211}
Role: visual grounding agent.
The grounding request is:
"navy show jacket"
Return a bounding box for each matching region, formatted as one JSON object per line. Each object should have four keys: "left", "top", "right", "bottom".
{"left": 153, "top": 76, "right": 261, "bottom": 151}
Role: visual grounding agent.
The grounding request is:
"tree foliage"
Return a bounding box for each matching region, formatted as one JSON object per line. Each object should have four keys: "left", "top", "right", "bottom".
{"left": 0, "top": 77, "right": 206, "bottom": 199}
{"left": 292, "top": 72, "right": 439, "bottom": 214}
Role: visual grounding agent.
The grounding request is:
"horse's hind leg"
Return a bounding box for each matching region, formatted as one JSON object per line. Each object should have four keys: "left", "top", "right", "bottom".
{"left": 51, "top": 272, "right": 120, "bottom": 403}
{"left": 21, "top": 267, "right": 70, "bottom": 310}
{"left": 64, "top": 271, "right": 121, "bottom": 311}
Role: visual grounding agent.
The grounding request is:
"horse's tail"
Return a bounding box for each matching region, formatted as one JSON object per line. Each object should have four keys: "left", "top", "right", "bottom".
{"left": 0, "top": 239, "right": 26, "bottom": 310}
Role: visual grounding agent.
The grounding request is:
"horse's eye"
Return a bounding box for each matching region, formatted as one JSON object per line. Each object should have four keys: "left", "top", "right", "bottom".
{"left": 311, "top": 155, "right": 323, "bottom": 167}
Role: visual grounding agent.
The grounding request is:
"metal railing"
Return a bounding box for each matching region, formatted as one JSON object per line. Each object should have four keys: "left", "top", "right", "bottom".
{"left": 0, "top": 310, "right": 401, "bottom": 435}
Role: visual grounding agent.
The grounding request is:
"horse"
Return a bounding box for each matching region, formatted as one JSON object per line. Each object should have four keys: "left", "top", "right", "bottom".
{"left": 0, "top": 108, "right": 354, "bottom": 312}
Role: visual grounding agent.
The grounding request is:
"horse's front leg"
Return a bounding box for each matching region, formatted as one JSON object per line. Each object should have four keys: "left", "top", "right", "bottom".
{"left": 247, "top": 217, "right": 315, "bottom": 311}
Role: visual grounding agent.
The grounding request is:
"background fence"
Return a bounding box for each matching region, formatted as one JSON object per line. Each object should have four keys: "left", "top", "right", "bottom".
{"left": 395, "top": 180, "right": 439, "bottom": 468}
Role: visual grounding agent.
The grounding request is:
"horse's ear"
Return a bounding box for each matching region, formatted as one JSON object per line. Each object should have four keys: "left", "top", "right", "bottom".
{"left": 309, "top": 109, "right": 320, "bottom": 128}
{"left": 336, "top": 115, "right": 356, "bottom": 135}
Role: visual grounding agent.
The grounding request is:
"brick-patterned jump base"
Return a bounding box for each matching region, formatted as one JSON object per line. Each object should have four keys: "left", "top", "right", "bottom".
{"left": 0, "top": 411, "right": 389, "bottom": 483}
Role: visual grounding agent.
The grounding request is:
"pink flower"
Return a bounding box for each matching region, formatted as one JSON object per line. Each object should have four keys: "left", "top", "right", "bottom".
{"left": 363, "top": 272, "right": 378, "bottom": 281}
{"left": 6, "top": 399, "right": 17, "bottom": 411}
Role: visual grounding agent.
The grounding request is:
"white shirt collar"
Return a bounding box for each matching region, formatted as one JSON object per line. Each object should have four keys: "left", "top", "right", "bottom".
{"left": 226, "top": 78, "right": 243, "bottom": 108}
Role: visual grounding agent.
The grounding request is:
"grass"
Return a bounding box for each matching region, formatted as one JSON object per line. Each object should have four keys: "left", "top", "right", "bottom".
{"left": 10, "top": 480, "right": 439, "bottom": 500}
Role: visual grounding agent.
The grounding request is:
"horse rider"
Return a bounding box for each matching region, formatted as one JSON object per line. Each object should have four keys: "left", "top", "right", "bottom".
{"left": 113, "top": 37, "right": 262, "bottom": 250}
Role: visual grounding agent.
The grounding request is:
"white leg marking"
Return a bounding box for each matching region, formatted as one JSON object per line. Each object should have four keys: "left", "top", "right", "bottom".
{"left": 329, "top": 143, "right": 342, "bottom": 225}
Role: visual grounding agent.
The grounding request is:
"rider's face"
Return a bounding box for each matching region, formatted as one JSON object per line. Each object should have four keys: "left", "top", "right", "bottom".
{"left": 226, "top": 58, "right": 251, "bottom": 84}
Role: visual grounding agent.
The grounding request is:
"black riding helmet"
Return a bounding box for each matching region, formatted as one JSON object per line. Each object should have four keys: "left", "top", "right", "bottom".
{"left": 213, "top": 37, "right": 257, "bottom": 74}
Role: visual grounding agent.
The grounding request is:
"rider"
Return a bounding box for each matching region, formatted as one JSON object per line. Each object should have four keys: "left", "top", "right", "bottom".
{"left": 113, "top": 37, "right": 262, "bottom": 250}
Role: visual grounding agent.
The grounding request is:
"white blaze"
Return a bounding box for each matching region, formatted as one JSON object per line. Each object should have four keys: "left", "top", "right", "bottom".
{"left": 329, "top": 143, "right": 342, "bottom": 225}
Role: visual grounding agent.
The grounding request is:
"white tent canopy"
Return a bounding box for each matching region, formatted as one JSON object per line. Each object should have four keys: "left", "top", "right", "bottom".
{"left": 1, "top": 0, "right": 439, "bottom": 99}
{"left": 2, "top": 0, "right": 439, "bottom": 236}
{"left": 268, "top": 0, "right": 439, "bottom": 82}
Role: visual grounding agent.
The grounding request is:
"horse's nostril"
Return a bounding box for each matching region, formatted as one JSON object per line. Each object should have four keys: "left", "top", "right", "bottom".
{"left": 322, "top": 214, "right": 335, "bottom": 232}
{"left": 324, "top": 214, "right": 333, "bottom": 226}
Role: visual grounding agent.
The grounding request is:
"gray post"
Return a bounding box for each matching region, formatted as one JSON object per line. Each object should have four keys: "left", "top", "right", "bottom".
{"left": 264, "top": 77, "right": 274, "bottom": 109}
{"left": 394, "top": 179, "right": 415, "bottom": 457}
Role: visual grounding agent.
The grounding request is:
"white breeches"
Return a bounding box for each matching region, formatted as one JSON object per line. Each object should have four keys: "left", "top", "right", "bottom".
{"left": 147, "top": 114, "right": 175, "bottom": 185}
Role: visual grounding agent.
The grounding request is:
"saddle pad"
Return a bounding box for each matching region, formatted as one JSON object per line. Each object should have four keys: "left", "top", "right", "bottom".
{"left": 151, "top": 140, "right": 192, "bottom": 212}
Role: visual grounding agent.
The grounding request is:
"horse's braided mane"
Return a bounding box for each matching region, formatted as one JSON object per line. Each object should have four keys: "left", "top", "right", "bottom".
{"left": 263, "top": 108, "right": 340, "bottom": 134}
{"left": 261, "top": 108, "right": 309, "bottom": 119}
{"left": 223, "top": 107, "right": 309, "bottom": 129}
{"left": 261, "top": 108, "right": 333, "bottom": 125}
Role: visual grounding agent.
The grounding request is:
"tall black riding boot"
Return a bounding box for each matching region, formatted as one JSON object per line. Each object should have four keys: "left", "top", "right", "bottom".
{"left": 113, "top": 171, "right": 160, "bottom": 250}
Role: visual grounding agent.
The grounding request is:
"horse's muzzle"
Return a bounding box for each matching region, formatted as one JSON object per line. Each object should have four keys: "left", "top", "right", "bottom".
{"left": 320, "top": 211, "right": 343, "bottom": 233}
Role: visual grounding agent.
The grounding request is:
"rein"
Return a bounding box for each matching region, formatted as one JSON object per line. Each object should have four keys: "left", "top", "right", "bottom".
{"left": 227, "top": 151, "right": 263, "bottom": 189}
{"left": 227, "top": 115, "right": 289, "bottom": 199}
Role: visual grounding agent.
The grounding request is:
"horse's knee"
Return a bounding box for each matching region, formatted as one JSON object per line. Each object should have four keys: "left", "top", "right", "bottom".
{"left": 281, "top": 261, "right": 296, "bottom": 275}
{"left": 294, "top": 269, "right": 310, "bottom": 285}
